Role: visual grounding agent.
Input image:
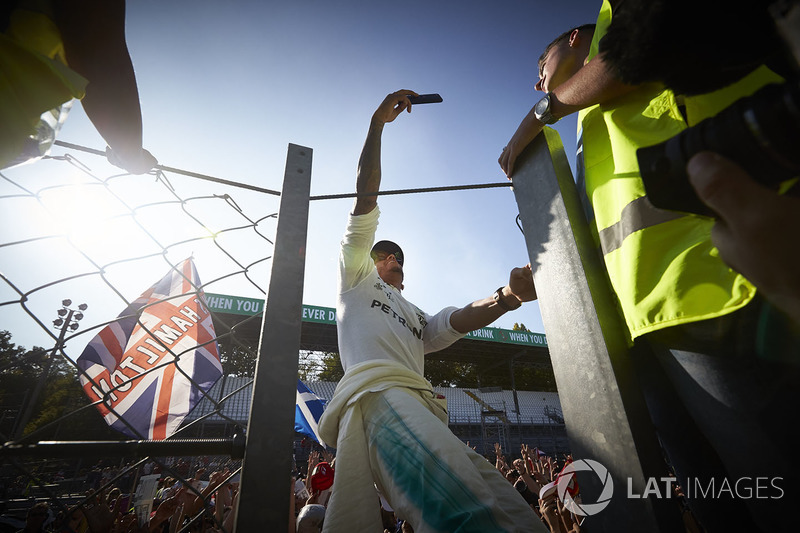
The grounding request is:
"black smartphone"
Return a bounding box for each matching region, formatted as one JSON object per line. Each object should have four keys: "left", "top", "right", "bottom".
{"left": 408, "top": 94, "right": 443, "bottom": 104}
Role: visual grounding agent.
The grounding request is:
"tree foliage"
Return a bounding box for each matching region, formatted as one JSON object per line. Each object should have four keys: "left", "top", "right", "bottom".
{"left": 425, "top": 357, "right": 556, "bottom": 391}
{"left": 0, "top": 330, "right": 116, "bottom": 439}
{"left": 314, "top": 351, "right": 344, "bottom": 382}
{"left": 218, "top": 338, "right": 258, "bottom": 377}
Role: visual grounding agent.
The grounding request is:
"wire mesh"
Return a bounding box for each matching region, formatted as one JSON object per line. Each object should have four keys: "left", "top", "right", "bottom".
{"left": 0, "top": 146, "right": 280, "bottom": 532}
{"left": 0, "top": 141, "right": 555, "bottom": 531}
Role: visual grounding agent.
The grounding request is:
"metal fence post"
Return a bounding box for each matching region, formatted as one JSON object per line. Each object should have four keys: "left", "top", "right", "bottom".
{"left": 235, "top": 144, "right": 312, "bottom": 531}
{"left": 511, "top": 129, "right": 683, "bottom": 532}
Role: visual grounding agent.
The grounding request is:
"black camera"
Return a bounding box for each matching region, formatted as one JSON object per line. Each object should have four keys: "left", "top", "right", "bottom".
{"left": 637, "top": 81, "right": 800, "bottom": 217}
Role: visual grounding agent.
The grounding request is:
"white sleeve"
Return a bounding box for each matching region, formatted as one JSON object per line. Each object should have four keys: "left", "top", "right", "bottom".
{"left": 423, "top": 306, "right": 467, "bottom": 354}
{"left": 339, "top": 207, "right": 380, "bottom": 292}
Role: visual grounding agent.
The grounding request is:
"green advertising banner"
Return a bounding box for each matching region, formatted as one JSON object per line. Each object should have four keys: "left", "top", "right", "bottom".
{"left": 204, "top": 293, "right": 547, "bottom": 348}
{"left": 463, "top": 327, "right": 548, "bottom": 348}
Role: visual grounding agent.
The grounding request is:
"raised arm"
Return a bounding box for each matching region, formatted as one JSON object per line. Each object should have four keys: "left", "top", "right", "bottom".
{"left": 499, "top": 52, "right": 635, "bottom": 177}
{"left": 449, "top": 264, "right": 536, "bottom": 334}
{"left": 353, "top": 89, "right": 418, "bottom": 215}
{"left": 54, "top": 0, "right": 156, "bottom": 174}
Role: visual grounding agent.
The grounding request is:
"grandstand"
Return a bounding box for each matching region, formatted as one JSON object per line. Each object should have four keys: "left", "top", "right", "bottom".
{"left": 182, "top": 295, "right": 569, "bottom": 461}
{"left": 186, "top": 376, "right": 569, "bottom": 459}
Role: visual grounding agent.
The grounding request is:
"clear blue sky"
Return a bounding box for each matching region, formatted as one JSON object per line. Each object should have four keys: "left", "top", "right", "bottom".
{"left": 1, "top": 0, "right": 601, "bottom": 352}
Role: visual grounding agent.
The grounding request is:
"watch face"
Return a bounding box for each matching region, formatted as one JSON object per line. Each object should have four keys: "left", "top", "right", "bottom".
{"left": 535, "top": 96, "right": 550, "bottom": 116}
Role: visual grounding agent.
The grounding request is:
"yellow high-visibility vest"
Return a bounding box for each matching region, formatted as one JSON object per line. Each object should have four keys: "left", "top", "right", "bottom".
{"left": 577, "top": 0, "right": 783, "bottom": 341}
{"left": 0, "top": 7, "right": 87, "bottom": 168}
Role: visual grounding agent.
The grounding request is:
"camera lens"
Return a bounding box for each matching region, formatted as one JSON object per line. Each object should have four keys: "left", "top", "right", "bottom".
{"left": 638, "top": 81, "right": 800, "bottom": 216}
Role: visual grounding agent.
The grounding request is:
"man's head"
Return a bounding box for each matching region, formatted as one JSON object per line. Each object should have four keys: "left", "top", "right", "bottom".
{"left": 599, "top": 0, "right": 789, "bottom": 95}
{"left": 536, "top": 24, "right": 595, "bottom": 93}
{"left": 371, "top": 240, "right": 404, "bottom": 290}
{"left": 296, "top": 504, "right": 325, "bottom": 532}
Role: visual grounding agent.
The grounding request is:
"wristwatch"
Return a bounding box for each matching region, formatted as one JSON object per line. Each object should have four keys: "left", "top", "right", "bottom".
{"left": 534, "top": 92, "right": 558, "bottom": 125}
{"left": 494, "top": 287, "right": 521, "bottom": 311}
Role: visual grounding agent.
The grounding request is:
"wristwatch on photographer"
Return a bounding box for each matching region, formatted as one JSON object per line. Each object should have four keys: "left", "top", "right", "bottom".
{"left": 534, "top": 92, "right": 558, "bottom": 125}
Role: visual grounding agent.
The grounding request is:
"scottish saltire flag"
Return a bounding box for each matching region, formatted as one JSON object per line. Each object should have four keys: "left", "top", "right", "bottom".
{"left": 77, "top": 258, "right": 222, "bottom": 439}
{"left": 296, "top": 380, "right": 326, "bottom": 447}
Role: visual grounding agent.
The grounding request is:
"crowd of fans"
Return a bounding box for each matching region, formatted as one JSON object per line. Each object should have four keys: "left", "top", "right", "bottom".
{"left": 3, "top": 439, "right": 628, "bottom": 533}
{"left": 289, "top": 439, "right": 692, "bottom": 533}
{"left": 290, "top": 439, "right": 708, "bottom": 533}
{"left": 0, "top": 456, "right": 242, "bottom": 532}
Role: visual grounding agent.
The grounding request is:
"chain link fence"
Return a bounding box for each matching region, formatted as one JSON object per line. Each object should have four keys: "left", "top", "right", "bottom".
{"left": 0, "top": 145, "right": 286, "bottom": 532}
{"left": 0, "top": 139, "right": 547, "bottom": 531}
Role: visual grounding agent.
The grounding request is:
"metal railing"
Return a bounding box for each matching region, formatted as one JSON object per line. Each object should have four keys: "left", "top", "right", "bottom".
{"left": 511, "top": 128, "right": 683, "bottom": 531}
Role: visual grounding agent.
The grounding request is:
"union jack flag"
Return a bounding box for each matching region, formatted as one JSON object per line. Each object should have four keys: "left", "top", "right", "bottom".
{"left": 77, "top": 258, "right": 222, "bottom": 439}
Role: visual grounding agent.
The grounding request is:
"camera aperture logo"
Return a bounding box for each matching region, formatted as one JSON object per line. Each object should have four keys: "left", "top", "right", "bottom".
{"left": 556, "top": 459, "right": 614, "bottom": 516}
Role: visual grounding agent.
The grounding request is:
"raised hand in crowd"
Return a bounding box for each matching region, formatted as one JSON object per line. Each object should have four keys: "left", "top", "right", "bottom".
{"left": 538, "top": 492, "right": 562, "bottom": 533}
{"left": 222, "top": 489, "right": 239, "bottom": 532}
{"left": 520, "top": 443, "right": 531, "bottom": 462}
{"left": 307, "top": 450, "right": 321, "bottom": 473}
{"left": 207, "top": 469, "right": 232, "bottom": 492}
{"left": 214, "top": 472, "right": 236, "bottom": 525}
{"left": 111, "top": 512, "right": 146, "bottom": 533}
{"left": 545, "top": 456, "right": 556, "bottom": 482}
{"left": 168, "top": 501, "right": 184, "bottom": 533}
{"left": 81, "top": 489, "right": 123, "bottom": 533}
{"left": 493, "top": 442, "right": 509, "bottom": 474}
{"left": 321, "top": 448, "right": 335, "bottom": 465}
{"left": 179, "top": 468, "right": 232, "bottom": 520}
{"left": 306, "top": 487, "right": 324, "bottom": 507}
{"left": 519, "top": 444, "right": 543, "bottom": 495}
{"left": 529, "top": 451, "right": 549, "bottom": 487}
{"left": 557, "top": 499, "right": 580, "bottom": 533}
{"left": 148, "top": 493, "right": 182, "bottom": 533}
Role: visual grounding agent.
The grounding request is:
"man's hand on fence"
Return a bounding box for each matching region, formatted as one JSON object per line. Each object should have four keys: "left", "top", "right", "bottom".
{"left": 499, "top": 116, "right": 545, "bottom": 178}
{"left": 106, "top": 146, "right": 158, "bottom": 175}
{"left": 509, "top": 264, "right": 536, "bottom": 302}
